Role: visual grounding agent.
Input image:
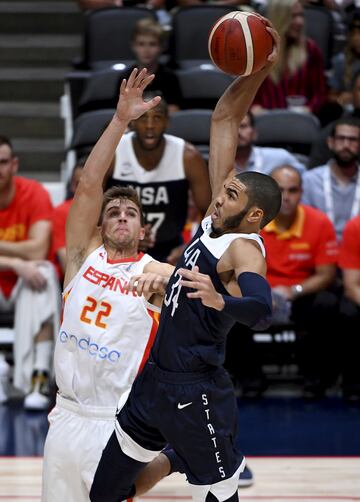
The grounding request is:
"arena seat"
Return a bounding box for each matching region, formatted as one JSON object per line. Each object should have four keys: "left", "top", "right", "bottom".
{"left": 169, "top": 6, "right": 236, "bottom": 69}
{"left": 304, "top": 5, "right": 334, "bottom": 69}
{"left": 254, "top": 109, "right": 320, "bottom": 158}
{"left": 176, "top": 66, "right": 235, "bottom": 109}
{"left": 81, "top": 6, "right": 157, "bottom": 70}
{"left": 166, "top": 109, "right": 212, "bottom": 161}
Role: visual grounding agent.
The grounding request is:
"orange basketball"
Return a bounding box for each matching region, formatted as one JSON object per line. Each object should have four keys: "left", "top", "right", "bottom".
{"left": 208, "top": 11, "right": 273, "bottom": 76}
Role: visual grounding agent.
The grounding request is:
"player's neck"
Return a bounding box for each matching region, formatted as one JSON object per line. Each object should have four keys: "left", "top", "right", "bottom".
{"left": 105, "top": 244, "right": 139, "bottom": 262}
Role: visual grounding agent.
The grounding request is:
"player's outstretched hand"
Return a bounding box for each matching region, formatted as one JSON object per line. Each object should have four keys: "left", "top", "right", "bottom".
{"left": 178, "top": 266, "right": 225, "bottom": 311}
{"left": 115, "top": 68, "right": 161, "bottom": 123}
{"left": 127, "top": 272, "right": 169, "bottom": 297}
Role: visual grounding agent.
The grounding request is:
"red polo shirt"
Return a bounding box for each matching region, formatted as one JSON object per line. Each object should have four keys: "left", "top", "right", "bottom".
{"left": 261, "top": 204, "right": 338, "bottom": 287}
{"left": 0, "top": 176, "right": 53, "bottom": 297}
{"left": 339, "top": 215, "right": 360, "bottom": 269}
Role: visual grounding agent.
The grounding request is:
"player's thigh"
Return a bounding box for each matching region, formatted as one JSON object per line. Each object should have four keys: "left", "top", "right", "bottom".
{"left": 42, "top": 406, "right": 114, "bottom": 502}
{"left": 160, "top": 369, "right": 241, "bottom": 486}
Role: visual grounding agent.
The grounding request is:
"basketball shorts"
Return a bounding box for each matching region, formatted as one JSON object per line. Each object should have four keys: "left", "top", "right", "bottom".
{"left": 42, "top": 394, "right": 116, "bottom": 502}
{"left": 115, "top": 360, "right": 244, "bottom": 499}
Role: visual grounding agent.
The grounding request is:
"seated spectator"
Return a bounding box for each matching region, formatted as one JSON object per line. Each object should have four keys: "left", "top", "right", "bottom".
{"left": 107, "top": 93, "right": 211, "bottom": 264}
{"left": 328, "top": 10, "right": 360, "bottom": 111}
{"left": 302, "top": 117, "right": 360, "bottom": 241}
{"left": 52, "top": 160, "right": 84, "bottom": 278}
{"left": 309, "top": 69, "right": 360, "bottom": 167}
{"left": 234, "top": 111, "right": 306, "bottom": 174}
{"left": 226, "top": 165, "right": 339, "bottom": 398}
{"left": 338, "top": 214, "right": 360, "bottom": 401}
{"left": 0, "top": 136, "right": 60, "bottom": 410}
{"left": 120, "top": 19, "right": 182, "bottom": 113}
{"left": 264, "top": 166, "right": 339, "bottom": 397}
{"left": 252, "top": 0, "right": 327, "bottom": 117}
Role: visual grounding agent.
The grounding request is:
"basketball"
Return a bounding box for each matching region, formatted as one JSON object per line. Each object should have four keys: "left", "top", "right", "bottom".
{"left": 208, "top": 11, "right": 274, "bottom": 76}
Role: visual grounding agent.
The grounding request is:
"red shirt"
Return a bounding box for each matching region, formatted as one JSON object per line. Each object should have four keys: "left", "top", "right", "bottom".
{"left": 0, "top": 177, "right": 53, "bottom": 297}
{"left": 338, "top": 215, "right": 360, "bottom": 269}
{"left": 52, "top": 198, "right": 72, "bottom": 255}
{"left": 261, "top": 204, "right": 338, "bottom": 287}
{"left": 253, "top": 39, "right": 327, "bottom": 114}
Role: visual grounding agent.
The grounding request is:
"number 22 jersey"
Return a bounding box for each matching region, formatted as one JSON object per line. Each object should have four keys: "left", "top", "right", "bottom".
{"left": 55, "top": 245, "right": 160, "bottom": 408}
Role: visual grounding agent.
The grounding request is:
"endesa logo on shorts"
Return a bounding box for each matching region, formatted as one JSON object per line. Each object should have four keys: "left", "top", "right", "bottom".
{"left": 59, "top": 330, "right": 121, "bottom": 363}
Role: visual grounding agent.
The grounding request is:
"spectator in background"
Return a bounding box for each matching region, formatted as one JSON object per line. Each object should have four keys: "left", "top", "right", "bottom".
{"left": 302, "top": 117, "right": 360, "bottom": 241}
{"left": 234, "top": 111, "right": 306, "bottom": 174}
{"left": 107, "top": 93, "right": 211, "bottom": 264}
{"left": 121, "top": 19, "right": 182, "bottom": 113}
{"left": 263, "top": 166, "right": 339, "bottom": 397}
{"left": 338, "top": 215, "right": 360, "bottom": 401}
{"left": 226, "top": 165, "right": 339, "bottom": 399}
{"left": 52, "top": 160, "right": 84, "bottom": 278}
{"left": 0, "top": 136, "right": 60, "bottom": 410}
{"left": 328, "top": 10, "right": 360, "bottom": 111}
{"left": 309, "top": 69, "right": 360, "bottom": 167}
{"left": 252, "top": 0, "right": 327, "bottom": 117}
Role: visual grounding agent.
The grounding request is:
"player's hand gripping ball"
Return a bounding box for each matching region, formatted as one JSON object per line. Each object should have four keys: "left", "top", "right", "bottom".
{"left": 208, "top": 11, "right": 274, "bottom": 76}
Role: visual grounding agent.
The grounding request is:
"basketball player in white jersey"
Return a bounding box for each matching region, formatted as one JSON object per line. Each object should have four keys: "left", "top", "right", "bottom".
{"left": 42, "top": 70, "right": 174, "bottom": 501}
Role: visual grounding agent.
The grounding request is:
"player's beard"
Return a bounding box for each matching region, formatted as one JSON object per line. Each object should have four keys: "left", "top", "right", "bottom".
{"left": 211, "top": 207, "right": 248, "bottom": 236}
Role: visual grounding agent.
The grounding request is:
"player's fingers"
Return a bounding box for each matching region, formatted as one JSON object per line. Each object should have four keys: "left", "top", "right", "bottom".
{"left": 127, "top": 67, "right": 138, "bottom": 88}
{"left": 134, "top": 67, "right": 147, "bottom": 87}
{"left": 186, "top": 291, "right": 202, "bottom": 299}
{"left": 178, "top": 268, "right": 204, "bottom": 280}
{"left": 140, "top": 73, "right": 156, "bottom": 91}
{"left": 179, "top": 279, "right": 202, "bottom": 290}
{"left": 119, "top": 78, "right": 126, "bottom": 95}
{"left": 127, "top": 275, "right": 140, "bottom": 291}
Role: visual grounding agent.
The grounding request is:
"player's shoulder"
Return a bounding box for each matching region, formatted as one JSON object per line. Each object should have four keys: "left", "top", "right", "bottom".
{"left": 227, "top": 233, "right": 265, "bottom": 258}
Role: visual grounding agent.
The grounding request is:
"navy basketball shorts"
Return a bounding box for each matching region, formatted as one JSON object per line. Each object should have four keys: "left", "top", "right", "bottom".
{"left": 115, "top": 360, "right": 245, "bottom": 498}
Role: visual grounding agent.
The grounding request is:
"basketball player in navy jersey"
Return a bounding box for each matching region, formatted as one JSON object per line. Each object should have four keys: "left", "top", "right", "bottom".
{"left": 90, "top": 20, "right": 281, "bottom": 502}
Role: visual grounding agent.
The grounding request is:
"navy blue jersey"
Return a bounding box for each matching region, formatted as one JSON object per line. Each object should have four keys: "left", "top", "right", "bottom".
{"left": 151, "top": 217, "right": 265, "bottom": 372}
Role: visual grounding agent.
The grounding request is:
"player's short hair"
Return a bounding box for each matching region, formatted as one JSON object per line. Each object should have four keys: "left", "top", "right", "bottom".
{"left": 235, "top": 171, "right": 282, "bottom": 228}
{"left": 100, "top": 185, "right": 145, "bottom": 226}
{"left": 131, "top": 18, "right": 164, "bottom": 45}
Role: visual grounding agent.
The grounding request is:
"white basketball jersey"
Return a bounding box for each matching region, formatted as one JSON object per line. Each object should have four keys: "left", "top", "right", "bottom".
{"left": 113, "top": 131, "right": 185, "bottom": 184}
{"left": 55, "top": 245, "right": 160, "bottom": 408}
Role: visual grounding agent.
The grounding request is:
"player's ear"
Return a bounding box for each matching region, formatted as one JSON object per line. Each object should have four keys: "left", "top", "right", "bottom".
{"left": 139, "top": 227, "right": 146, "bottom": 241}
{"left": 247, "top": 207, "right": 263, "bottom": 224}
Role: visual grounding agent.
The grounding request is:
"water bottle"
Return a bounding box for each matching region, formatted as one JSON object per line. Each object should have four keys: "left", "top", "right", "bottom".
{"left": 0, "top": 353, "right": 10, "bottom": 403}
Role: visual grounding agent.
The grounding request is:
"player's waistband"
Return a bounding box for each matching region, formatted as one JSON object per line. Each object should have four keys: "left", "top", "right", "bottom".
{"left": 147, "top": 360, "right": 221, "bottom": 384}
{"left": 56, "top": 393, "right": 116, "bottom": 419}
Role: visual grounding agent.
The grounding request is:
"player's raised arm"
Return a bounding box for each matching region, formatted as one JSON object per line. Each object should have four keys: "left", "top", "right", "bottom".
{"left": 207, "top": 19, "right": 280, "bottom": 206}
{"left": 65, "top": 69, "right": 161, "bottom": 284}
